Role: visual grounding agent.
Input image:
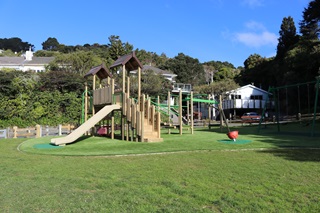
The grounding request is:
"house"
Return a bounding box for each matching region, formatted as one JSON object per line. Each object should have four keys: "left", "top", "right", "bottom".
{"left": 0, "top": 48, "right": 54, "bottom": 72}
{"left": 130, "top": 65, "right": 177, "bottom": 82}
{"left": 222, "top": 84, "right": 272, "bottom": 119}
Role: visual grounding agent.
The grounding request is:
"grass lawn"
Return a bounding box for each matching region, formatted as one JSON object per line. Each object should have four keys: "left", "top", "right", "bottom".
{"left": 1, "top": 124, "right": 320, "bottom": 212}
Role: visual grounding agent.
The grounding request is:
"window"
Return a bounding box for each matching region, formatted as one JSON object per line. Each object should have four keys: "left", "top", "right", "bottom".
{"left": 231, "top": 95, "right": 241, "bottom": 99}
{"left": 250, "top": 95, "right": 263, "bottom": 100}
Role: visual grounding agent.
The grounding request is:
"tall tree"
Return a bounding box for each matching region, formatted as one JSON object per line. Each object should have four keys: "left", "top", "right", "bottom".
{"left": 299, "top": 0, "right": 320, "bottom": 40}
{"left": 277, "top": 16, "right": 299, "bottom": 58}
{"left": 108, "top": 35, "right": 133, "bottom": 60}
{"left": 42, "top": 37, "right": 60, "bottom": 51}
{"left": 160, "top": 53, "right": 205, "bottom": 86}
{"left": 0, "top": 37, "right": 34, "bottom": 52}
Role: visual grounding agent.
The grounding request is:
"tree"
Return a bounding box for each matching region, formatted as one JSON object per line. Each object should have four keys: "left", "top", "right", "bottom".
{"left": 0, "top": 49, "right": 17, "bottom": 56}
{"left": 47, "top": 51, "right": 103, "bottom": 75}
{"left": 141, "top": 69, "right": 172, "bottom": 98}
{"left": 42, "top": 37, "right": 60, "bottom": 51}
{"left": 237, "top": 54, "right": 277, "bottom": 88}
{"left": 194, "top": 79, "right": 239, "bottom": 98}
{"left": 38, "top": 71, "right": 85, "bottom": 94}
{"left": 0, "top": 37, "right": 34, "bottom": 52}
{"left": 277, "top": 16, "right": 299, "bottom": 58}
{"left": 160, "top": 53, "right": 205, "bottom": 86}
{"left": 108, "top": 35, "right": 133, "bottom": 60}
{"left": 299, "top": 0, "right": 320, "bottom": 40}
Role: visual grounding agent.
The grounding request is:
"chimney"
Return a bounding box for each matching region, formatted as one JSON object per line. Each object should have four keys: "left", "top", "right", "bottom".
{"left": 25, "top": 47, "right": 33, "bottom": 61}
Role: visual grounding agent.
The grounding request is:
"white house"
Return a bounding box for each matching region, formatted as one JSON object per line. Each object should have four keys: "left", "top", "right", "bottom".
{"left": 222, "top": 84, "right": 272, "bottom": 118}
{"left": 130, "top": 65, "right": 177, "bottom": 83}
{"left": 0, "top": 49, "right": 54, "bottom": 72}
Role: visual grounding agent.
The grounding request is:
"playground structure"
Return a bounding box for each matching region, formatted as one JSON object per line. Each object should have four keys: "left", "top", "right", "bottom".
{"left": 51, "top": 52, "right": 162, "bottom": 145}
{"left": 50, "top": 52, "right": 237, "bottom": 146}
{"left": 259, "top": 76, "right": 320, "bottom": 136}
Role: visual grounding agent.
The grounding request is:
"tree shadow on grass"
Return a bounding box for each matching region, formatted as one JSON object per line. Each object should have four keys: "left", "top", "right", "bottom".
{"left": 196, "top": 124, "right": 320, "bottom": 162}
{"left": 257, "top": 148, "right": 320, "bottom": 162}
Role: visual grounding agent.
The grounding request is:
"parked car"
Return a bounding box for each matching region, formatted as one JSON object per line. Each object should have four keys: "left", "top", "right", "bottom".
{"left": 241, "top": 112, "right": 261, "bottom": 123}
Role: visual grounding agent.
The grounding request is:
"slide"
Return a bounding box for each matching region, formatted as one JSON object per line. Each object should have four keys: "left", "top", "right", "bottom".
{"left": 51, "top": 104, "right": 121, "bottom": 146}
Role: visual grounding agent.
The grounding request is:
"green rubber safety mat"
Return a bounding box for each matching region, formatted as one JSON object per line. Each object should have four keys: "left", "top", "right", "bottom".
{"left": 33, "top": 143, "right": 63, "bottom": 149}
{"left": 217, "top": 139, "right": 252, "bottom": 144}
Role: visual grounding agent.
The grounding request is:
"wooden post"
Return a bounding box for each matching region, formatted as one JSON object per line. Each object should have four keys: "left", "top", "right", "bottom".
{"left": 219, "top": 95, "right": 223, "bottom": 132}
{"left": 187, "top": 100, "right": 190, "bottom": 126}
{"left": 136, "top": 111, "right": 140, "bottom": 142}
{"left": 122, "top": 65, "right": 126, "bottom": 93}
{"left": 208, "top": 94, "right": 211, "bottom": 126}
{"left": 111, "top": 79, "right": 115, "bottom": 103}
{"left": 36, "top": 124, "right": 41, "bottom": 138}
{"left": 58, "top": 124, "right": 62, "bottom": 136}
{"left": 167, "top": 91, "right": 171, "bottom": 134}
{"left": 92, "top": 75, "right": 96, "bottom": 116}
{"left": 138, "top": 66, "right": 141, "bottom": 107}
{"left": 141, "top": 95, "right": 145, "bottom": 142}
{"left": 127, "top": 76, "right": 130, "bottom": 98}
{"left": 151, "top": 105, "right": 155, "bottom": 130}
{"left": 157, "top": 112, "right": 161, "bottom": 138}
{"left": 191, "top": 92, "right": 194, "bottom": 134}
{"left": 111, "top": 113, "right": 115, "bottom": 139}
{"left": 85, "top": 82, "right": 88, "bottom": 122}
{"left": 179, "top": 90, "right": 182, "bottom": 135}
{"left": 13, "top": 126, "right": 17, "bottom": 138}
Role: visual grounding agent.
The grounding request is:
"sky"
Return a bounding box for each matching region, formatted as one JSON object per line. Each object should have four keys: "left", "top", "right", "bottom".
{"left": 0, "top": 0, "right": 311, "bottom": 67}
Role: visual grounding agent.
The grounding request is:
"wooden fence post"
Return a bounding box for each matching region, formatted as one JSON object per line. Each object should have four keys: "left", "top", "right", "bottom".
{"left": 13, "top": 126, "right": 18, "bottom": 138}
{"left": 58, "top": 124, "right": 62, "bottom": 136}
{"left": 36, "top": 124, "right": 41, "bottom": 138}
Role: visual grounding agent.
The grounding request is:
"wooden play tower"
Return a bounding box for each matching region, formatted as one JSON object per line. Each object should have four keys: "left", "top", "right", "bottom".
{"left": 51, "top": 52, "right": 162, "bottom": 146}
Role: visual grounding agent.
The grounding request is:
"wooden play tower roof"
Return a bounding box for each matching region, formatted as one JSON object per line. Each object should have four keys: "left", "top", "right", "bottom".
{"left": 110, "top": 51, "right": 143, "bottom": 71}
{"left": 84, "top": 63, "right": 112, "bottom": 80}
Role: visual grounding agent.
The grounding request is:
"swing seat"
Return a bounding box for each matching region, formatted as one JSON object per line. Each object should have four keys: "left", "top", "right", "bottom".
{"left": 227, "top": 130, "right": 239, "bottom": 140}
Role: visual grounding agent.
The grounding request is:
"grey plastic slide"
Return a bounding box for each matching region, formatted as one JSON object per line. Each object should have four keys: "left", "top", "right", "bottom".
{"left": 51, "top": 104, "right": 121, "bottom": 146}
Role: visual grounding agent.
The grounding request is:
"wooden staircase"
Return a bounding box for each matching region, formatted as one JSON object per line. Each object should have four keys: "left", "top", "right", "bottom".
{"left": 143, "top": 118, "right": 163, "bottom": 142}
{"left": 121, "top": 92, "right": 163, "bottom": 142}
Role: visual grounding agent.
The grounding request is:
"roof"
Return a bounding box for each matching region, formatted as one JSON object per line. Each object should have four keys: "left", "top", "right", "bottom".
{"left": 84, "top": 64, "right": 113, "bottom": 80}
{"left": 0, "top": 56, "right": 54, "bottom": 65}
{"left": 130, "top": 65, "right": 177, "bottom": 76}
{"left": 142, "top": 65, "right": 177, "bottom": 76}
{"left": 228, "top": 84, "right": 271, "bottom": 95}
{"left": 109, "top": 52, "right": 143, "bottom": 71}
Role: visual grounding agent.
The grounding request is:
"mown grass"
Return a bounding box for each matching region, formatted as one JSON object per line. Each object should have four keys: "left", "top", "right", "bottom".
{"left": 1, "top": 125, "right": 320, "bottom": 212}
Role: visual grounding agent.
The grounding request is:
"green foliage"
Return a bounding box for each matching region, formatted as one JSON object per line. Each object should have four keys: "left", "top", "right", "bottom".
{"left": 194, "top": 79, "right": 239, "bottom": 97}
{"left": 135, "top": 49, "right": 169, "bottom": 66}
{"left": 202, "top": 61, "right": 239, "bottom": 84}
{"left": 277, "top": 16, "right": 299, "bottom": 58}
{"left": 48, "top": 51, "right": 103, "bottom": 75}
{"left": 108, "top": 35, "right": 133, "bottom": 60}
{"left": 141, "top": 70, "right": 172, "bottom": 99}
{"left": 0, "top": 37, "right": 34, "bottom": 52}
{"left": 0, "top": 49, "right": 18, "bottom": 56}
{"left": 0, "top": 70, "right": 82, "bottom": 127}
{"left": 42, "top": 37, "right": 60, "bottom": 51}
{"left": 160, "top": 53, "right": 205, "bottom": 86}
{"left": 38, "top": 71, "right": 85, "bottom": 94}
{"left": 299, "top": 0, "right": 320, "bottom": 40}
{"left": 33, "top": 50, "right": 59, "bottom": 57}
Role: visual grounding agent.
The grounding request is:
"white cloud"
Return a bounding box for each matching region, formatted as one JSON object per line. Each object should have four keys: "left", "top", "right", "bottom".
{"left": 233, "top": 21, "right": 278, "bottom": 48}
{"left": 242, "top": 0, "right": 264, "bottom": 8}
{"left": 245, "top": 21, "right": 266, "bottom": 31}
